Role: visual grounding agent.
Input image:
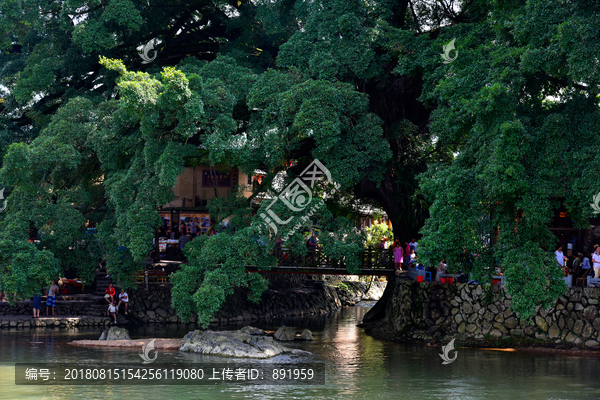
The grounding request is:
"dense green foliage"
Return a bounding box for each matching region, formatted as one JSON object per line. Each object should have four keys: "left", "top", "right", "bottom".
{"left": 365, "top": 222, "right": 394, "bottom": 249}
{"left": 1, "top": 0, "right": 598, "bottom": 321}
{"left": 414, "top": 0, "right": 600, "bottom": 317}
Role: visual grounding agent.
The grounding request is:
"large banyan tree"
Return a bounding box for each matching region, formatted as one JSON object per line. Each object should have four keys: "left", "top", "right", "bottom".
{"left": 1, "top": 0, "right": 599, "bottom": 323}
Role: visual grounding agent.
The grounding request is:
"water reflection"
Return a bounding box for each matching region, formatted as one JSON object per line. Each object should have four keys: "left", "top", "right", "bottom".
{"left": 1, "top": 302, "right": 600, "bottom": 399}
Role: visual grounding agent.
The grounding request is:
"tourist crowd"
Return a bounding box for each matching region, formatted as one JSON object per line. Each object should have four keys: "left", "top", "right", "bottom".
{"left": 555, "top": 244, "right": 600, "bottom": 281}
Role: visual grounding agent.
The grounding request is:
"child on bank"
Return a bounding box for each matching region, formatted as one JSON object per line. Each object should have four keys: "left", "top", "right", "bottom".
{"left": 107, "top": 300, "right": 118, "bottom": 323}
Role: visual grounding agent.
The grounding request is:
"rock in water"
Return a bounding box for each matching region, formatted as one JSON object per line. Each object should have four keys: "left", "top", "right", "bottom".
{"left": 240, "top": 326, "right": 267, "bottom": 336}
{"left": 99, "top": 326, "right": 131, "bottom": 340}
{"left": 274, "top": 325, "right": 296, "bottom": 341}
{"left": 301, "top": 329, "right": 314, "bottom": 341}
{"left": 180, "top": 330, "right": 307, "bottom": 358}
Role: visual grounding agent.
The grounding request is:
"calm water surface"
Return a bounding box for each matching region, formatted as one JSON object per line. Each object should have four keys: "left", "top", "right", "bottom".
{"left": 1, "top": 303, "right": 600, "bottom": 399}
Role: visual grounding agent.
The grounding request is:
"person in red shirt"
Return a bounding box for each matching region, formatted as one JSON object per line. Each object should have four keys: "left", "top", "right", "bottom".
{"left": 104, "top": 283, "right": 115, "bottom": 304}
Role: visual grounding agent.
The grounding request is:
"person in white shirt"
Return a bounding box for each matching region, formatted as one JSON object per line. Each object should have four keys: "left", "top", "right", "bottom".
{"left": 409, "top": 238, "right": 418, "bottom": 253}
{"left": 555, "top": 246, "right": 565, "bottom": 267}
{"left": 592, "top": 246, "right": 600, "bottom": 279}
{"left": 118, "top": 291, "right": 129, "bottom": 315}
{"left": 107, "top": 301, "right": 118, "bottom": 323}
{"left": 46, "top": 280, "right": 59, "bottom": 316}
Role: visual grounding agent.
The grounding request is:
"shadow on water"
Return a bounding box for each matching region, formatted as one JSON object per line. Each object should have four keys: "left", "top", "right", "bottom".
{"left": 2, "top": 301, "right": 600, "bottom": 399}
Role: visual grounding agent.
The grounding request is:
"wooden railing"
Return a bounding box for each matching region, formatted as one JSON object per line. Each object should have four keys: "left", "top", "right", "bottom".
{"left": 146, "top": 248, "right": 395, "bottom": 278}
{"left": 273, "top": 247, "right": 394, "bottom": 271}
{"left": 132, "top": 269, "right": 169, "bottom": 284}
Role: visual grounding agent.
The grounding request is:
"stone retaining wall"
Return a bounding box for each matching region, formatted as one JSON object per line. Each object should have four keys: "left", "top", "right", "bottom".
{"left": 0, "top": 276, "right": 377, "bottom": 327}
{"left": 129, "top": 281, "right": 370, "bottom": 324}
{"left": 0, "top": 316, "right": 111, "bottom": 329}
{"left": 369, "top": 280, "right": 600, "bottom": 348}
{"left": 0, "top": 299, "right": 90, "bottom": 316}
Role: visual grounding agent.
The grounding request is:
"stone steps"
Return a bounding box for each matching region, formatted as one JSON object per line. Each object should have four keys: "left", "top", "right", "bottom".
{"left": 95, "top": 274, "right": 115, "bottom": 296}
{"left": 0, "top": 272, "right": 126, "bottom": 318}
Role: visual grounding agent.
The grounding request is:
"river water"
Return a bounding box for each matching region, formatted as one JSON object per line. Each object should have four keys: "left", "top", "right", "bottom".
{"left": 1, "top": 303, "right": 600, "bottom": 399}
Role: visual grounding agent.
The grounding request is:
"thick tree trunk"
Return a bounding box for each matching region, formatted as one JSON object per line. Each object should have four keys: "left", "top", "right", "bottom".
{"left": 361, "top": 274, "right": 397, "bottom": 324}
{"left": 354, "top": 74, "right": 432, "bottom": 242}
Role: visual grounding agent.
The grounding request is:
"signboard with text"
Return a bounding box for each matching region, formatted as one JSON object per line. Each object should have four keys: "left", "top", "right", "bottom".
{"left": 202, "top": 170, "right": 231, "bottom": 187}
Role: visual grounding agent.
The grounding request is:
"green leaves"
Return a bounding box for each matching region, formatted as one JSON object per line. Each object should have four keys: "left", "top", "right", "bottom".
{"left": 278, "top": 0, "right": 380, "bottom": 80}
{"left": 4, "top": 0, "right": 595, "bottom": 324}
{"left": 0, "top": 239, "right": 61, "bottom": 301}
{"left": 417, "top": 0, "right": 600, "bottom": 317}
{"left": 502, "top": 243, "right": 566, "bottom": 319}
{"left": 172, "top": 227, "right": 272, "bottom": 327}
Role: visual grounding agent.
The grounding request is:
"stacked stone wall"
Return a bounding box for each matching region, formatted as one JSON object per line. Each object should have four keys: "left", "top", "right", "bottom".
{"left": 0, "top": 316, "right": 111, "bottom": 329}
{"left": 379, "top": 280, "right": 600, "bottom": 347}
{"left": 0, "top": 299, "right": 90, "bottom": 316}
{"left": 129, "top": 281, "right": 369, "bottom": 324}
{"left": 0, "top": 277, "right": 373, "bottom": 327}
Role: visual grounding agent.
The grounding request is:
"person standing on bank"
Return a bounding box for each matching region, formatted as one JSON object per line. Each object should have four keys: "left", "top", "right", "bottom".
{"left": 403, "top": 242, "right": 412, "bottom": 267}
{"left": 592, "top": 246, "right": 600, "bottom": 279}
{"left": 393, "top": 239, "right": 403, "bottom": 273}
{"left": 307, "top": 232, "right": 318, "bottom": 249}
{"left": 32, "top": 288, "right": 42, "bottom": 318}
{"left": 46, "top": 280, "right": 58, "bottom": 316}
{"left": 573, "top": 253, "right": 583, "bottom": 279}
{"left": 409, "top": 238, "right": 418, "bottom": 253}
{"left": 575, "top": 252, "right": 591, "bottom": 279}
{"left": 555, "top": 246, "right": 566, "bottom": 273}
{"left": 581, "top": 253, "right": 591, "bottom": 277}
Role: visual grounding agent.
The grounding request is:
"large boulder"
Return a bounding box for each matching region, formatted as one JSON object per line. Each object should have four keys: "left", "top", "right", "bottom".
{"left": 240, "top": 326, "right": 267, "bottom": 336}
{"left": 274, "top": 325, "right": 296, "bottom": 341}
{"left": 301, "top": 329, "right": 314, "bottom": 341}
{"left": 180, "top": 330, "right": 308, "bottom": 358}
{"left": 99, "top": 326, "right": 131, "bottom": 341}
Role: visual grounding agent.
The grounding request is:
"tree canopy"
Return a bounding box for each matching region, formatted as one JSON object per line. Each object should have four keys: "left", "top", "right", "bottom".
{"left": 0, "top": 0, "right": 599, "bottom": 321}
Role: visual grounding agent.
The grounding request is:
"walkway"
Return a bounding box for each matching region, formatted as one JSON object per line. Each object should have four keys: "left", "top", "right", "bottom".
{"left": 158, "top": 248, "right": 396, "bottom": 276}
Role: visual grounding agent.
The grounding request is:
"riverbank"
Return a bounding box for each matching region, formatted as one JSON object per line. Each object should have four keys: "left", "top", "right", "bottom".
{"left": 0, "top": 275, "right": 384, "bottom": 328}
{"left": 70, "top": 338, "right": 181, "bottom": 349}
{"left": 126, "top": 276, "right": 383, "bottom": 324}
{"left": 362, "top": 277, "right": 600, "bottom": 352}
{"left": 0, "top": 315, "right": 111, "bottom": 328}
{"left": 4, "top": 302, "right": 600, "bottom": 399}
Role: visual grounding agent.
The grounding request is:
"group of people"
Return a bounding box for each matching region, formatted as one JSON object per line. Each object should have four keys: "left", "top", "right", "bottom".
{"left": 28, "top": 279, "right": 129, "bottom": 323}
{"left": 556, "top": 245, "right": 600, "bottom": 280}
{"left": 159, "top": 217, "right": 210, "bottom": 241}
{"left": 104, "top": 282, "right": 129, "bottom": 323}
{"left": 383, "top": 237, "right": 418, "bottom": 274}
{"left": 30, "top": 279, "right": 61, "bottom": 318}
